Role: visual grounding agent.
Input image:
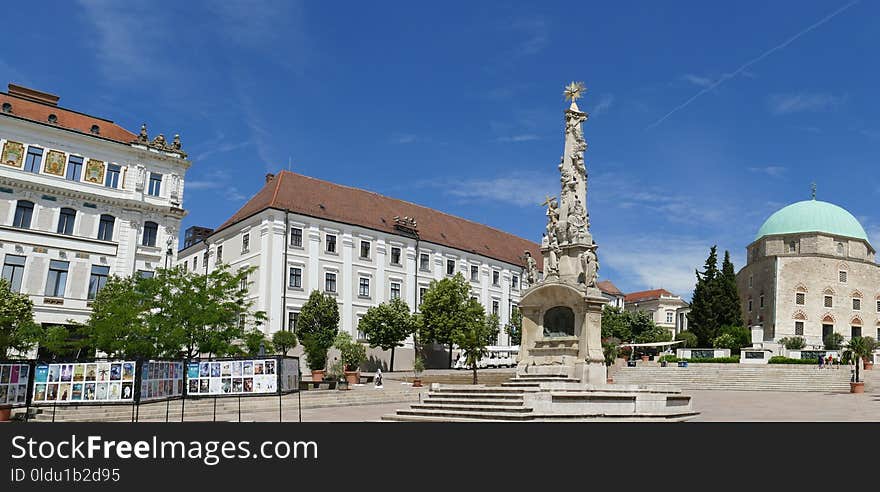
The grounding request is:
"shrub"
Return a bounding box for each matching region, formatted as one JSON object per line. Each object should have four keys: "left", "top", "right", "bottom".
{"left": 674, "top": 331, "right": 698, "bottom": 348}
{"left": 602, "top": 337, "right": 621, "bottom": 366}
{"left": 658, "top": 354, "right": 679, "bottom": 363}
{"left": 719, "top": 325, "right": 751, "bottom": 351}
{"left": 334, "top": 332, "right": 366, "bottom": 372}
{"left": 768, "top": 356, "right": 821, "bottom": 365}
{"left": 712, "top": 333, "right": 738, "bottom": 350}
{"left": 824, "top": 332, "right": 844, "bottom": 350}
{"left": 779, "top": 336, "right": 806, "bottom": 350}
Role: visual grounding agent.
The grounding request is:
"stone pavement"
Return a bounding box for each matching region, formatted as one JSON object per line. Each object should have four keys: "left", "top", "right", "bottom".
{"left": 299, "top": 388, "right": 880, "bottom": 422}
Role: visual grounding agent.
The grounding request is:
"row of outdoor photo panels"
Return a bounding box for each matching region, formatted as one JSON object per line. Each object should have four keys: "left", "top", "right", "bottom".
{"left": 0, "top": 363, "right": 29, "bottom": 405}
{"left": 186, "top": 360, "right": 278, "bottom": 395}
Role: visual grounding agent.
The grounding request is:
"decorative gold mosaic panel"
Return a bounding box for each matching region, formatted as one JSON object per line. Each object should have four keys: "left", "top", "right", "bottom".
{"left": 1, "top": 141, "right": 24, "bottom": 168}
{"left": 84, "top": 159, "right": 105, "bottom": 184}
{"left": 44, "top": 150, "right": 66, "bottom": 176}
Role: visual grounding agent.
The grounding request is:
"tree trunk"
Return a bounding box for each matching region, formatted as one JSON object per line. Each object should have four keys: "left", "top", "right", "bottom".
{"left": 448, "top": 342, "right": 453, "bottom": 369}
{"left": 472, "top": 363, "right": 478, "bottom": 385}
{"left": 390, "top": 346, "right": 395, "bottom": 372}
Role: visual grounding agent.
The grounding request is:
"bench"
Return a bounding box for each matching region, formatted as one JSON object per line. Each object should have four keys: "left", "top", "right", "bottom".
{"left": 299, "top": 380, "right": 338, "bottom": 390}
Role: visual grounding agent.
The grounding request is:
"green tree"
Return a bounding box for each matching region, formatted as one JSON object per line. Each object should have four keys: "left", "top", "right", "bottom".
{"left": 505, "top": 305, "right": 522, "bottom": 346}
{"left": 334, "top": 331, "right": 366, "bottom": 372}
{"left": 712, "top": 333, "right": 738, "bottom": 350}
{"left": 40, "top": 325, "right": 85, "bottom": 360}
{"left": 419, "top": 273, "right": 473, "bottom": 368}
{"left": 243, "top": 329, "right": 273, "bottom": 356}
{"left": 824, "top": 332, "right": 844, "bottom": 350}
{"left": 0, "top": 278, "right": 40, "bottom": 357}
{"left": 273, "top": 330, "right": 298, "bottom": 355}
{"left": 601, "top": 306, "right": 632, "bottom": 341}
{"left": 718, "top": 251, "right": 744, "bottom": 328}
{"left": 843, "top": 336, "right": 878, "bottom": 383}
{"left": 688, "top": 246, "right": 720, "bottom": 346}
{"left": 674, "top": 330, "right": 698, "bottom": 348}
{"left": 359, "top": 298, "right": 416, "bottom": 371}
{"left": 298, "top": 290, "right": 340, "bottom": 371}
{"left": 86, "top": 274, "right": 158, "bottom": 358}
{"left": 718, "top": 325, "right": 750, "bottom": 353}
{"left": 453, "top": 302, "right": 497, "bottom": 384}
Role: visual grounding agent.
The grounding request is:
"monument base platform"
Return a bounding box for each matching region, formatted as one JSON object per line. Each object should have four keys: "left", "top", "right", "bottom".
{"left": 382, "top": 375, "right": 698, "bottom": 422}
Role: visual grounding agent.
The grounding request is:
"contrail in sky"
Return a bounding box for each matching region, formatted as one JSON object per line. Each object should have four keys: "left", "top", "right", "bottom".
{"left": 646, "top": 0, "right": 861, "bottom": 130}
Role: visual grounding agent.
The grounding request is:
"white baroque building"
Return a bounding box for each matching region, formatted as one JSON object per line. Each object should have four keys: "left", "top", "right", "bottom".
{"left": 177, "top": 171, "right": 543, "bottom": 368}
{"left": 624, "top": 289, "right": 690, "bottom": 336}
{"left": 0, "top": 84, "right": 190, "bottom": 333}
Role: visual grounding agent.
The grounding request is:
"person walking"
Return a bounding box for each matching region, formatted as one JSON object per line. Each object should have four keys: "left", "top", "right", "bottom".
{"left": 818, "top": 355, "right": 824, "bottom": 369}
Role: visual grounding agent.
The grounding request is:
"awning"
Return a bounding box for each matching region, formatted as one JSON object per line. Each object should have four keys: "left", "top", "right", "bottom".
{"left": 619, "top": 340, "right": 685, "bottom": 348}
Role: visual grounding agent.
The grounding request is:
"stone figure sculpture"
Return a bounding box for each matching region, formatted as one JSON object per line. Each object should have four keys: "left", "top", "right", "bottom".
{"left": 152, "top": 134, "right": 167, "bottom": 148}
{"left": 172, "top": 134, "right": 182, "bottom": 151}
{"left": 138, "top": 123, "right": 148, "bottom": 143}
{"left": 524, "top": 251, "right": 538, "bottom": 284}
{"left": 578, "top": 248, "right": 598, "bottom": 287}
{"left": 547, "top": 235, "right": 561, "bottom": 278}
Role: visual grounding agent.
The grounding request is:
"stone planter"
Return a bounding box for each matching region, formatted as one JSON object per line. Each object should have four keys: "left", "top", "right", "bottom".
{"left": 344, "top": 371, "right": 360, "bottom": 385}
{"left": 850, "top": 381, "right": 865, "bottom": 394}
{"left": 412, "top": 376, "right": 423, "bottom": 388}
{"left": 311, "top": 370, "right": 325, "bottom": 382}
{"left": 0, "top": 407, "right": 11, "bottom": 422}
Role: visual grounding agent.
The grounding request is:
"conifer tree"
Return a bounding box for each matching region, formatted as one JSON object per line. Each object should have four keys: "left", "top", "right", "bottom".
{"left": 687, "top": 246, "right": 720, "bottom": 346}
{"left": 718, "top": 250, "right": 744, "bottom": 328}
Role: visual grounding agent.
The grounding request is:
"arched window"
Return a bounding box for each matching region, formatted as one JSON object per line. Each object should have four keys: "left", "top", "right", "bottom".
{"left": 97, "top": 214, "right": 115, "bottom": 241}
{"left": 543, "top": 306, "right": 575, "bottom": 337}
{"left": 142, "top": 221, "right": 158, "bottom": 247}
{"left": 57, "top": 207, "right": 76, "bottom": 235}
{"left": 13, "top": 200, "right": 34, "bottom": 228}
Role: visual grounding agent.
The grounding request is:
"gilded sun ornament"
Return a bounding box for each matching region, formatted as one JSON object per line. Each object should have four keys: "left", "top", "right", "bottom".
{"left": 563, "top": 81, "right": 586, "bottom": 102}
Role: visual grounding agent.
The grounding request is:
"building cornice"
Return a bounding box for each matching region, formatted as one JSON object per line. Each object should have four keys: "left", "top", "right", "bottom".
{"left": 0, "top": 173, "right": 186, "bottom": 219}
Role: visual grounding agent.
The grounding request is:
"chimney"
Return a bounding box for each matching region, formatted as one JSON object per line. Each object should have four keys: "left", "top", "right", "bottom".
{"left": 8, "top": 84, "right": 60, "bottom": 106}
{"left": 265, "top": 173, "right": 275, "bottom": 183}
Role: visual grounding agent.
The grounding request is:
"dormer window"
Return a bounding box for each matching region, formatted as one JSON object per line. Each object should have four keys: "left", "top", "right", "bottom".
{"left": 90, "top": 124, "right": 100, "bottom": 135}
{"left": 836, "top": 242, "right": 844, "bottom": 255}
{"left": 48, "top": 114, "right": 57, "bottom": 123}
{"left": 2, "top": 102, "right": 11, "bottom": 113}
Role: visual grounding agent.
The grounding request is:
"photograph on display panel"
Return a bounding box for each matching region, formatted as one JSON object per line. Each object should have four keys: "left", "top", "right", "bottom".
{"left": 32, "top": 361, "right": 137, "bottom": 404}
{"left": 185, "top": 358, "right": 281, "bottom": 397}
{"left": 139, "top": 361, "right": 185, "bottom": 402}
{"left": 0, "top": 362, "right": 30, "bottom": 407}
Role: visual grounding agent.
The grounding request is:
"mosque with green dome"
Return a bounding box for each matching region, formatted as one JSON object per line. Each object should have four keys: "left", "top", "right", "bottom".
{"left": 736, "top": 193, "right": 879, "bottom": 353}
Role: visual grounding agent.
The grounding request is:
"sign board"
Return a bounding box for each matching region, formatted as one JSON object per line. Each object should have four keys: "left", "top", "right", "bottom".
{"left": 186, "top": 359, "right": 278, "bottom": 396}
{"left": 32, "top": 361, "right": 136, "bottom": 404}
{"left": 0, "top": 362, "right": 30, "bottom": 407}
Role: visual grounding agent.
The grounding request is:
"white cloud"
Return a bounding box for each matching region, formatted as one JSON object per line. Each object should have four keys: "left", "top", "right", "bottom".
{"left": 601, "top": 235, "right": 710, "bottom": 300}
{"left": 767, "top": 93, "right": 846, "bottom": 115}
{"left": 422, "top": 171, "right": 557, "bottom": 208}
{"left": 511, "top": 18, "right": 548, "bottom": 56}
{"left": 681, "top": 74, "right": 714, "bottom": 88}
{"left": 747, "top": 166, "right": 786, "bottom": 177}
{"left": 591, "top": 94, "right": 614, "bottom": 117}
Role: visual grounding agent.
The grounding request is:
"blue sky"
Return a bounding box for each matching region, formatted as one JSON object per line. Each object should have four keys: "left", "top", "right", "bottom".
{"left": 4, "top": 0, "right": 879, "bottom": 298}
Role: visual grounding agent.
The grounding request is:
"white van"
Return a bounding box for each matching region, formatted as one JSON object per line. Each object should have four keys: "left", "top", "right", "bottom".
{"left": 454, "top": 346, "right": 520, "bottom": 369}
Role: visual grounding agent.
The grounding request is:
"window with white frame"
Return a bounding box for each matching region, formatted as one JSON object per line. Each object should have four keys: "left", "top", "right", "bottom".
{"left": 390, "top": 282, "right": 401, "bottom": 300}
{"left": 289, "top": 267, "right": 302, "bottom": 288}
{"left": 796, "top": 293, "right": 805, "bottom": 305}
{"left": 825, "top": 296, "right": 833, "bottom": 308}
{"left": 666, "top": 310, "right": 674, "bottom": 324}
{"left": 360, "top": 240, "right": 371, "bottom": 259}
{"left": 45, "top": 260, "right": 69, "bottom": 297}
{"left": 492, "top": 271, "right": 500, "bottom": 286}
{"left": 325, "top": 272, "right": 337, "bottom": 293}
{"left": 288, "top": 312, "right": 299, "bottom": 332}
{"left": 839, "top": 270, "right": 847, "bottom": 283}
{"left": 512, "top": 274, "right": 519, "bottom": 290}
{"left": 853, "top": 297, "right": 861, "bottom": 311}
{"left": 470, "top": 265, "right": 478, "bottom": 282}
{"left": 242, "top": 232, "right": 250, "bottom": 253}
{"left": 290, "top": 227, "right": 303, "bottom": 247}
{"left": 492, "top": 300, "right": 499, "bottom": 316}
{"left": 2, "top": 255, "right": 26, "bottom": 292}
{"left": 358, "top": 277, "right": 370, "bottom": 297}
{"left": 326, "top": 234, "right": 337, "bottom": 253}
{"left": 419, "top": 253, "right": 430, "bottom": 271}
{"left": 216, "top": 245, "right": 223, "bottom": 263}
{"left": 390, "top": 247, "right": 401, "bottom": 265}
{"left": 795, "top": 321, "right": 804, "bottom": 336}
{"left": 446, "top": 259, "right": 455, "bottom": 276}
{"left": 419, "top": 287, "right": 427, "bottom": 307}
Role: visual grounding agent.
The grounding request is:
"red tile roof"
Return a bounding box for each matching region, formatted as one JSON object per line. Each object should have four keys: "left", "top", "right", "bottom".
{"left": 624, "top": 288, "right": 676, "bottom": 303}
{"left": 597, "top": 280, "right": 623, "bottom": 296}
{"left": 0, "top": 84, "right": 137, "bottom": 144}
{"left": 215, "top": 171, "right": 543, "bottom": 269}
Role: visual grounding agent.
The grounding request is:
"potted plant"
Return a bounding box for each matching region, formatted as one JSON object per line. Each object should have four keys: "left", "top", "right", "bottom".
{"left": 0, "top": 404, "right": 11, "bottom": 422}
{"left": 327, "top": 360, "right": 347, "bottom": 390}
{"left": 334, "top": 332, "right": 366, "bottom": 386}
{"left": 844, "top": 336, "right": 877, "bottom": 393}
{"left": 412, "top": 356, "right": 425, "bottom": 387}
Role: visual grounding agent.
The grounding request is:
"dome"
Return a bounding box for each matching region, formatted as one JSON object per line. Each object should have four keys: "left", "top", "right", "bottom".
{"left": 755, "top": 199, "right": 869, "bottom": 243}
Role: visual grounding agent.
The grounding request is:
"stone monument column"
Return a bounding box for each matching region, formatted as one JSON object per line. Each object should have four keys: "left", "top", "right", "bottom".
{"left": 516, "top": 81, "right": 606, "bottom": 385}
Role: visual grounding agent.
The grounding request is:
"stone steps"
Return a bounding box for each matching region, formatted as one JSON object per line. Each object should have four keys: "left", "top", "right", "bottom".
{"left": 422, "top": 397, "right": 524, "bottom": 406}
{"left": 410, "top": 403, "right": 531, "bottom": 413}
{"left": 390, "top": 408, "right": 534, "bottom": 421}
{"left": 608, "top": 366, "right": 851, "bottom": 392}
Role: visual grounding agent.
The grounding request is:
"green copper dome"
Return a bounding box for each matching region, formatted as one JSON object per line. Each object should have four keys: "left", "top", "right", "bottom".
{"left": 755, "top": 200, "right": 869, "bottom": 243}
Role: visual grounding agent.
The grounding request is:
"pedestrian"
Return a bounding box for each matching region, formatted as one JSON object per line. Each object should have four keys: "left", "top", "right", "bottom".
{"left": 374, "top": 367, "right": 383, "bottom": 388}
{"left": 818, "top": 355, "right": 824, "bottom": 369}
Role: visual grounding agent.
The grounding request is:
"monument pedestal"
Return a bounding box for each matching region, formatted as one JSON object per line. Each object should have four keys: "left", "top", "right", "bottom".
{"left": 516, "top": 281, "right": 607, "bottom": 386}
